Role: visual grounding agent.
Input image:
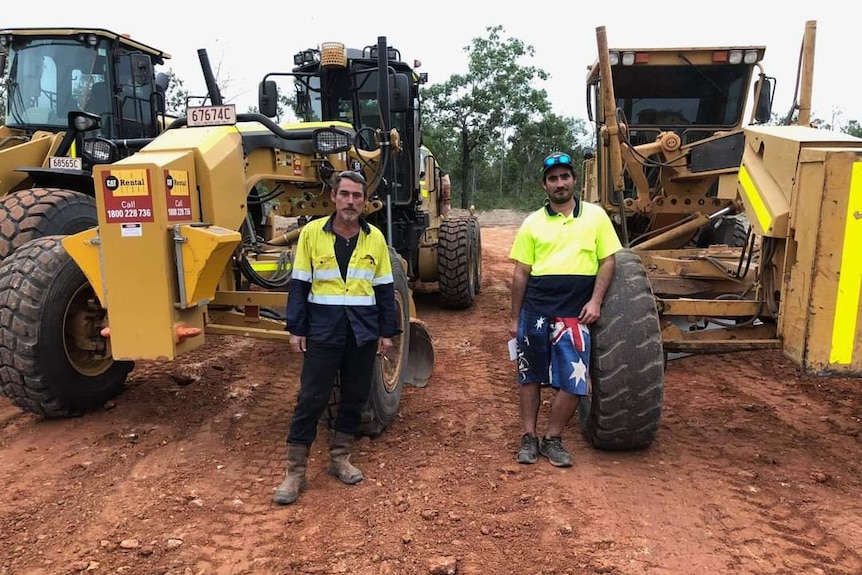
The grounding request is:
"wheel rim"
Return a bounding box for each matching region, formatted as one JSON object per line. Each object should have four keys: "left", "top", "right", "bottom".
{"left": 63, "top": 283, "right": 114, "bottom": 377}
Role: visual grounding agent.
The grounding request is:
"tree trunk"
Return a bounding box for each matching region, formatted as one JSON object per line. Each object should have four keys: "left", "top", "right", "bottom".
{"left": 460, "top": 130, "right": 471, "bottom": 209}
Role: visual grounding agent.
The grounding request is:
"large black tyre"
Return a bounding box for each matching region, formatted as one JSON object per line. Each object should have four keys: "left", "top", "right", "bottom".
{"left": 467, "top": 217, "right": 483, "bottom": 295}
{"left": 0, "top": 188, "right": 98, "bottom": 259}
{"left": 0, "top": 236, "right": 134, "bottom": 416}
{"left": 327, "top": 247, "right": 411, "bottom": 437}
{"left": 438, "top": 217, "right": 477, "bottom": 309}
{"left": 578, "top": 249, "right": 664, "bottom": 450}
{"left": 696, "top": 214, "right": 750, "bottom": 248}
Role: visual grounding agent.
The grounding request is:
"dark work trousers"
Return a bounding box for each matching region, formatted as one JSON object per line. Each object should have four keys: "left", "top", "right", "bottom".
{"left": 287, "top": 330, "right": 377, "bottom": 445}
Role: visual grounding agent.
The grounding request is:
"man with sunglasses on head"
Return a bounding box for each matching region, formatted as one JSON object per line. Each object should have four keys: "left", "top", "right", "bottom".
{"left": 508, "top": 152, "right": 622, "bottom": 467}
{"left": 274, "top": 170, "right": 399, "bottom": 505}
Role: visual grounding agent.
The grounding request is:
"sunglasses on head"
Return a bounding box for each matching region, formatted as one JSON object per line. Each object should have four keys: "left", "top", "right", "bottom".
{"left": 543, "top": 153, "right": 573, "bottom": 169}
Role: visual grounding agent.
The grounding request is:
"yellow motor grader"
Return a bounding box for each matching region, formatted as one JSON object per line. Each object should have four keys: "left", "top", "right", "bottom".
{"left": 258, "top": 41, "right": 481, "bottom": 309}
{"left": 0, "top": 27, "right": 172, "bottom": 258}
{"left": 0, "top": 37, "right": 466, "bottom": 437}
{"left": 577, "top": 20, "right": 862, "bottom": 452}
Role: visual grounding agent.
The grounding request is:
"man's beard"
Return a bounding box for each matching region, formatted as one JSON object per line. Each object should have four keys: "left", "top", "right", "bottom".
{"left": 340, "top": 209, "right": 359, "bottom": 222}
{"left": 548, "top": 189, "right": 572, "bottom": 204}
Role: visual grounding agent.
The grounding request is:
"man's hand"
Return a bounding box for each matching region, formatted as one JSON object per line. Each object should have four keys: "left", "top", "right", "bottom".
{"left": 509, "top": 262, "right": 530, "bottom": 338}
{"left": 509, "top": 317, "right": 519, "bottom": 338}
{"left": 290, "top": 334, "right": 306, "bottom": 353}
{"left": 579, "top": 299, "right": 602, "bottom": 324}
{"left": 580, "top": 254, "right": 615, "bottom": 325}
{"left": 377, "top": 337, "right": 394, "bottom": 358}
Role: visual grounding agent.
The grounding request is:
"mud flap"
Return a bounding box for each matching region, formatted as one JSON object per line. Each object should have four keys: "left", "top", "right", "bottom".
{"left": 403, "top": 318, "right": 434, "bottom": 388}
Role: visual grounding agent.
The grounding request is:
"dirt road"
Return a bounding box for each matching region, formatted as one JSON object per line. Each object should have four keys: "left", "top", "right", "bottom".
{"left": 1, "top": 223, "right": 860, "bottom": 575}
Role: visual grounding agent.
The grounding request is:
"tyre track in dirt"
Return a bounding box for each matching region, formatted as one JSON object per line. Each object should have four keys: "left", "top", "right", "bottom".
{"left": 403, "top": 226, "right": 622, "bottom": 575}
{"left": 0, "top": 336, "right": 263, "bottom": 574}
{"left": 656, "top": 352, "right": 862, "bottom": 574}
{"left": 3, "top": 220, "right": 862, "bottom": 575}
{"left": 184, "top": 343, "right": 306, "bottom": 573}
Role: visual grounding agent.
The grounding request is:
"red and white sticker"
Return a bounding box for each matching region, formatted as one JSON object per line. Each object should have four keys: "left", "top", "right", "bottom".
{"left": 165, "top": 169, "right": 192, "bottom": 221}
{"left": 102, "top": 169, "right": 154, "bottom": 224}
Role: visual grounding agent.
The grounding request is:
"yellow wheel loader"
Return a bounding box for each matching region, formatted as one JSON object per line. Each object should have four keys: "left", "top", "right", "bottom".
{"left": 0, "top": 37, "right": 438, "bottom": 438}
{"left": 579, "top": 20, "right": 862, "bottom": 452}
{"left": 0, "top": 28, "right": 171, "bottom": 258}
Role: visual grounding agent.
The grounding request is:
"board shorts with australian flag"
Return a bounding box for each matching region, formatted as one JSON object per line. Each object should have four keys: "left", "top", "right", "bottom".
{"left": 516, "top": 307, "right": 591, "bottom": 396}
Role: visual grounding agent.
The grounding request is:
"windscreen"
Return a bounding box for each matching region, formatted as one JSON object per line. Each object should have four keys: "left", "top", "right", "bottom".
{"left": 4, "top": 36, "right": 111, "bottom": 129}
{"left": 612, "top": 64, "right": 752, "bottom": 129}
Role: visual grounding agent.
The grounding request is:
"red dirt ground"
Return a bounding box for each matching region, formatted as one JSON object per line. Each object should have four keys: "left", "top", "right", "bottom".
{"left": 1, "top": 222, "right": 860, "bottom": 575}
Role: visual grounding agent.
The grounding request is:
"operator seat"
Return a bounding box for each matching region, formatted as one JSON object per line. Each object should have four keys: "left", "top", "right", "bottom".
{"left": 85, "top": 82, "right": 112, "bottom": 116}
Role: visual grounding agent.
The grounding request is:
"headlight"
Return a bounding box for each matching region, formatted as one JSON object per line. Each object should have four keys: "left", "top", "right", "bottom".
{"left": 83, "top": 139, "right": 114, "bottom": 162}
{"left": 69, "top": 111, "right": 101, "bottom": 132}
{"left": 743, "top": 50, "right": 760, "bottom": 64}
{"left": 313, "top": 128, "right": 352, "bottom": 154}
{"left": 728, "top": 50, "right": 743, "bottom": 65}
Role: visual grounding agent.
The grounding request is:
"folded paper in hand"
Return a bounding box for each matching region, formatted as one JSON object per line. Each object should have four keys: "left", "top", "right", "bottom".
{"left": 507, "top": 338, "right": 518, "bottom": 361}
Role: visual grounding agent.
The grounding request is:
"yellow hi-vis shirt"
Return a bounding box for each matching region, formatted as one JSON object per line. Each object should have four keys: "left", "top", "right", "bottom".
{"left": 509, "top": 200, "right": 622, "bottom": 317}
{"left": 286, "top": 214, "right": 398, "bottom": 347}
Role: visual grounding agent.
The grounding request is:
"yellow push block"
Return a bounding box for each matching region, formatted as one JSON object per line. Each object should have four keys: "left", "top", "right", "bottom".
{"left": 175, "top": 224, "right": 241, "bottom": 308}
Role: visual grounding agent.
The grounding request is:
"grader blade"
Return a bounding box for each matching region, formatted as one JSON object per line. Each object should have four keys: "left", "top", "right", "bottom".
{"left": 404, "top": 318, "right": 434, "bottom": 388}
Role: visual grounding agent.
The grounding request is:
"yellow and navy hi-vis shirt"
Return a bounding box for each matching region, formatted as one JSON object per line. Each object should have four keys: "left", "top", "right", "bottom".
{"left": 286, "top": 214, "right": 398, "bottom": 347}
{"left": 509, "top": 200, "right": 622, "bottom": 317}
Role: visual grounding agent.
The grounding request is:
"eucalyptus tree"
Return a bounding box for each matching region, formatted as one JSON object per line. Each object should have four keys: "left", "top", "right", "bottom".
{"left": 163, "top": 69, "right": 190, "bottom": 116}
{"left": 422, "top": 25, "right": 551, "bottom": 209}
{"left": 505, "top": 114, "right": 589, "bottom": 207}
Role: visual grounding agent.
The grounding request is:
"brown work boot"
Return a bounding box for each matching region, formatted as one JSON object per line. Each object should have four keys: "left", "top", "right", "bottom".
{"left": 273, "top": 443, "right": 310, "bottom": 505}
{"left": 327, "top": 431, "right": 364, "bottom": 485}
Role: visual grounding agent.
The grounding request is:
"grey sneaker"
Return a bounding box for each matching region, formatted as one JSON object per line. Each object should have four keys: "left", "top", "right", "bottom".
{"left": 539, "top": 436, "right": 573, "bottom": 467}
{"left": 516, "top": 434, "right": 539, "bottom": 464}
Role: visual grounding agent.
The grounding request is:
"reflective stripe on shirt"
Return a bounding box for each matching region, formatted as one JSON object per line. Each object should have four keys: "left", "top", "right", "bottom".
{"left": 312, "top": 267, "right": 380, "bottom": 282}
{"left": 308, "top": 293, "right": 377, "bottom": 306}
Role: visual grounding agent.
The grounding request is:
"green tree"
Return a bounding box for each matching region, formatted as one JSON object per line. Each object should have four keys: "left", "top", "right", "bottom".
{"left": 245, "top": 91, "right": 297, "bottom": 121}
{"left": 163, "top": 69, "right": 189, "bottom": 116}
{"left": 843, "top": 119, "right": 862, "bottom": 138}
{"left": 422, "top": 25, "right": 550, "bottom": 209}
{"left": 503, "top": 114, "right": 589, "bottom": 210}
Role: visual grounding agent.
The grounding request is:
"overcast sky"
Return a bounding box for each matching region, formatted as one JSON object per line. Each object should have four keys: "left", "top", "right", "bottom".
{"left": 9, "top": 1, "right": 860, "bottom": 129}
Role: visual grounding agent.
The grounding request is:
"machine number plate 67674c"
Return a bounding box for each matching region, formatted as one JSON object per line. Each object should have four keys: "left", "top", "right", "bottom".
{"left": 48, "top": 156, "right": 83, "bottom": 170}
{"left": 187, "top": 104, "right": 237, "bottom": 127}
